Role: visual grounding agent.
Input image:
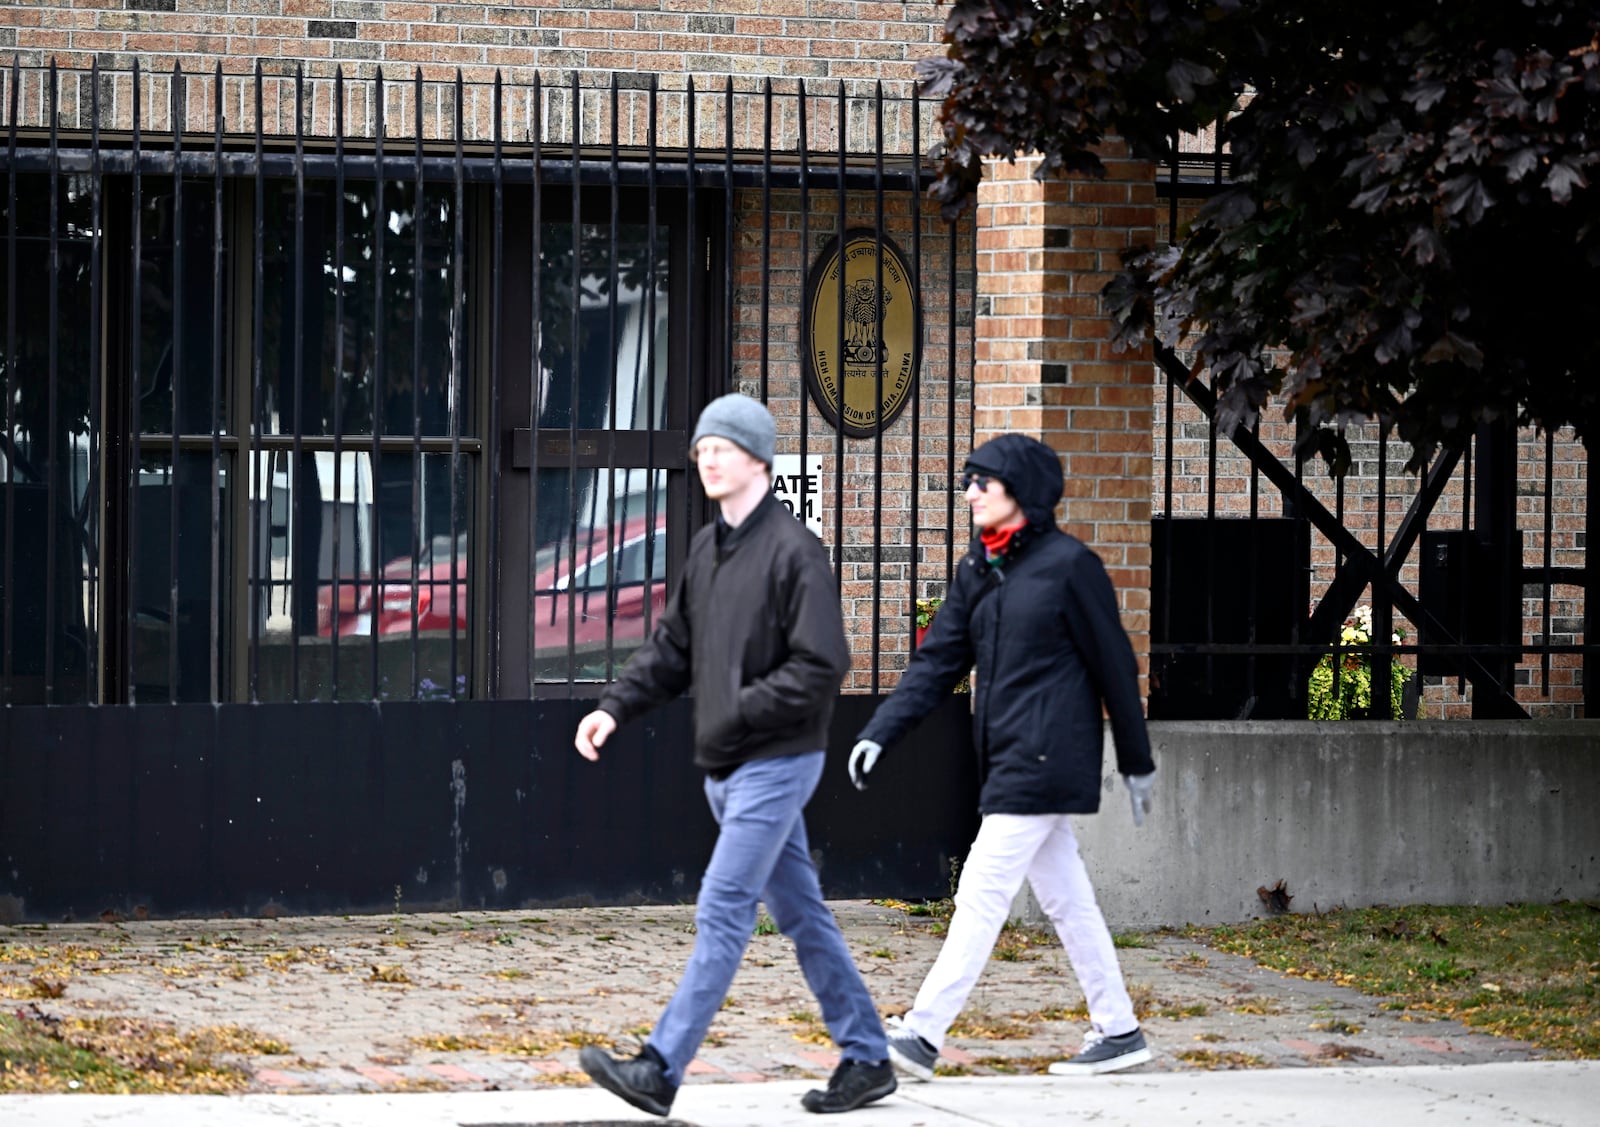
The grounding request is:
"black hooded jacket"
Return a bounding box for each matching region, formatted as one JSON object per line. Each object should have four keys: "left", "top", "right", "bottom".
{"left": 858, "top": 434, "right": 1154, "bottom": 815}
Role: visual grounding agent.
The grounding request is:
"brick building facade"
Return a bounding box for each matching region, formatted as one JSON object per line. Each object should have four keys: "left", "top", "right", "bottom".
{"left": 0, "top": 2, "right": 1587, "bottom": 716}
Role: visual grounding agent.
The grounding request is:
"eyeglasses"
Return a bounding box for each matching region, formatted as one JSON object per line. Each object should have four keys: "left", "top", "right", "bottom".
{"left": 957, "top": 470, "right": 996, "bottom": 492}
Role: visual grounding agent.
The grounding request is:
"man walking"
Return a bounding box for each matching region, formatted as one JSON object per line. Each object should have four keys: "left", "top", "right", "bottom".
{"left": 849, "top": 433, "right": 1158, "bottom": 1079}
{"left": 573, "top": 393, "right": 896, "bottom": 1117}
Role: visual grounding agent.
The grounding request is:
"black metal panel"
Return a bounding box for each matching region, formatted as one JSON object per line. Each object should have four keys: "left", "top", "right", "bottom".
{"left": 1149, "top": 517, "right": 1310, "bottom": 720}
{"left": 0, "top": 695, "right": 978, "bottom": 920}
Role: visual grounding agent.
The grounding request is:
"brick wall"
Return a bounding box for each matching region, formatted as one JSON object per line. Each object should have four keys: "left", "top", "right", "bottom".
{"left": 971, "top": 150, "right": 1159, "bottom": 698}
{"left": 1, "top": 0, "right": 948, "bottom": 143}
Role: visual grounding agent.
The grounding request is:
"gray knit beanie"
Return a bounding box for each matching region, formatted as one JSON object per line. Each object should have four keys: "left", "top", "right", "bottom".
{"left": 691, "top": 393, "right": 776, "bottom": 468}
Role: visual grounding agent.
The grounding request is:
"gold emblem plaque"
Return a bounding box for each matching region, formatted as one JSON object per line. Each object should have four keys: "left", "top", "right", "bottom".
{"left": 802, "top": 229, "right": 922, "bottom": 439}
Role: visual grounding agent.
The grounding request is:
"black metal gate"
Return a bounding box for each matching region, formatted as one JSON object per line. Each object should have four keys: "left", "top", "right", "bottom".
{"left": 0, "top": 61, "right": 980, "bottom": 920}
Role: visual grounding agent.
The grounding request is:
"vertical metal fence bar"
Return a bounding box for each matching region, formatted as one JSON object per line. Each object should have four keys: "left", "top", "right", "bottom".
{"left": 945, "top": 215, "right": 956, "bottom": 592}
{"left": 683, "top": 77, "right": 697, "bottom": 611}
{"left": 1332, "top": 450, "right": 1345, "bottom": 704}
{"left": 249, "top": 62, "right": 265, "bottom": 702}
{"left": 603, "top": 74, "right": 621, "bottom": 682}
{"left": 370, "top": 70, "right": 386, "bottom": 699}
{"left": 409, "top": 70, "right": 428, "bottom": 691}
{"left": 44, "top": 62, "right": 61, "bottom": 703}
{"left": 330, "top": 68, "right": 346, "bottom": 697}
{"left": 1246, "top": 418, "right": 1260, "bottom": 712}
{"left": 89, "top": 61, "right": 105, "bottom": 701}
{"left": 487, "top": 70, "right": 504, "bottom": 700}
{"left": 409, "top": 68, "right": 425, "bottom": 697}
{"left": 449, "top": 71, "right": 466, "bottom": 698}
{"left": 2, "top": 59, "right": 16, "bottom": 702}
{"left": 526, "top": 72, "right": 541, "bottom": 697}
{"left": 1374, "top": 418, "right": 1393, "bottom": 717}
{"left": 1160, "top": 157, "right": 1176, "bottom": 688}
{"left": 565, "top": 71, "right": 582, "bottom": 688}
{"left": 291, "top": 68, "right": 306, "bottom": 701}
{"left": 1160, "top": 134, "right": 1182, "bottom": 700}
{"left": 129, "top": 60, "right": 145, "bottom": 704}
{"left": 640, "top": 75, "right": 659, "bottom": 642}
{"left": 870, "top": 82, "right": 884, "bottom": 694}
{"left": 1203, "top": 376, "right": 1216, "bottom": 695}
{"left": 1458, "top": 429, "right": 1473, "bottom": 696}
{"left": 1161, "top": 377, "right": 1173, "bottom": 654}
{"left": 1289, "top": 415, "right": 1307, "bottom": 707}
{"left": 759, "top": 79, "right": 771, "bottom": 405}
{"left": 165, "top": 63, "right": 183, "bottom": 703}
{"left": 723, "top": 76, "right": 734, "bottom": 405}
{"left": 796, "top": 81, "right": 811, "bottom": 598}
{"left": 1542, "top": 429, "right": 1554, "bottom": 695}
{"left": 907, "top": 84, "right": 921, "bottom": 655}
{"left": 832, "top": 82, "right": 846, "bottom": 597}
{"left": 208, "top": 63, "right": 223, "bottom": 703}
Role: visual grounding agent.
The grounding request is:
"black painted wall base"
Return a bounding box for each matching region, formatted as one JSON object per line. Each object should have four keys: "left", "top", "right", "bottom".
{"left": 0, "top": 695, "right": 980, "bottom": 922}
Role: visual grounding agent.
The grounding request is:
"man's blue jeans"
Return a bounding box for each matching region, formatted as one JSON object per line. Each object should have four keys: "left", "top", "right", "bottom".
{"left": 648, "top": 750, "right": 887, "bottom": 1085}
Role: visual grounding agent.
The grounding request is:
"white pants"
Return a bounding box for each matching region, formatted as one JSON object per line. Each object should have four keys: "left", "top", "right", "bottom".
{"left": 904, "top": 812, "right": 1138, "bottom": 1048}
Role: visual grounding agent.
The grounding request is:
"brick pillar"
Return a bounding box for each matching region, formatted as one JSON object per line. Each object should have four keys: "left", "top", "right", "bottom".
{"left": 973, "top": 148, "right": 1159, "bottom": 696}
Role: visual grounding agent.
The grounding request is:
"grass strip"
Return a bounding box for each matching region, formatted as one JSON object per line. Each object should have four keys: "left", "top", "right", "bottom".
{"left": 1188, "top": 902, "right": 1600, "bottom": 1058}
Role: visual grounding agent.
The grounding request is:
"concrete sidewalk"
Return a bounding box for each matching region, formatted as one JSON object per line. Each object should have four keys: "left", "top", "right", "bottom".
{"left": 1, "top": 900, "right": 1586, "bottom": 1122}
{"left": 2, "top": 1062, "right": 1597, "bottom": 1125}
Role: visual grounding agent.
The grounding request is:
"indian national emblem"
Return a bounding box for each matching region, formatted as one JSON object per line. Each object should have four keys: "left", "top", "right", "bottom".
{"left": 843, "top": 278, "right": 893, "bottom": 366}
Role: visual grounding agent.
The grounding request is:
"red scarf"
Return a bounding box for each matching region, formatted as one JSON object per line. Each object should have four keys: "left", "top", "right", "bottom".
{"left": 980, "top": 522, "right": 1025, "bottom": 561}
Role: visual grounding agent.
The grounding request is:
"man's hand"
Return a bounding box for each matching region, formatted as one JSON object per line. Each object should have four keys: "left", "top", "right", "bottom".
{"left": 1125, "top": 771, "right": 1156, "bottom": 827}
{"left": 848, "top": 739, "right": 883, "bottom": 791}
{"left": 575, "top": 710, "right": 618, "bottom": 762}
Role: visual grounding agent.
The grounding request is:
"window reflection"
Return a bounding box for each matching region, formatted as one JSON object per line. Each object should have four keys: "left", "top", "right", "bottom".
{"left": 260, "top": 181, "right": 466, "bottom": 439}
{"left": 533, "top": 224, "right": 670, "bottom": 433}
{"left": 532, "top": 467, "right": 667, "bottom": 682}
{"left": 0, "top": 174, "right": 98, "bottom": 703}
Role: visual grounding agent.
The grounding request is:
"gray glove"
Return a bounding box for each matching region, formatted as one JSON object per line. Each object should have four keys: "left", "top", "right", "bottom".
{"left": 848, "top": 739, "right": 883, "bottom": 791}
{"left": 1125, "top": 771, "right": 1156, "bottom": 827}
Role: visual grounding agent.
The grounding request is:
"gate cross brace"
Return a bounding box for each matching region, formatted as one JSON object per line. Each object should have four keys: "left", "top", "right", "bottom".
{"left": 1306, "top": 441, "right": 1460, "bottom": 644}
{"left": 1154, "top": 346, "right": 1527, "bottom": 718}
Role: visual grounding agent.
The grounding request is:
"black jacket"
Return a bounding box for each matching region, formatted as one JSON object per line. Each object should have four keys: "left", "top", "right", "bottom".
{"left": 859, "top": 435, "right": 1154, "bottom": 815}
{"left": 598, "top": 493, "right": 849, "bottom": 774}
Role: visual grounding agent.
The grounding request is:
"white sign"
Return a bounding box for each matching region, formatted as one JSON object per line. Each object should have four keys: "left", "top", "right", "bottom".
{"left": 771, "top": 454, "right": 824, "bottom": 538}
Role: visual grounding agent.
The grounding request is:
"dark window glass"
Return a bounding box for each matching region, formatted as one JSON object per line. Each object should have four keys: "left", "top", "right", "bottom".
{"left": 0, "top": 174, "right": 99, "bottom": 703}
{"left": 259, "top": 180, "right": 468, "bottom": 439}
{"left": 129, "top": 452, "right": 234, "bottom": 703}
{"left": 135, "top": 177, "right": 230, "bottom": 436}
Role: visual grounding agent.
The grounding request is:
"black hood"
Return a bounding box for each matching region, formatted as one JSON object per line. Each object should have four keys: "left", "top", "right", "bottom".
{"left": 965, "top": 434, "right": 1064, "bottom": 526}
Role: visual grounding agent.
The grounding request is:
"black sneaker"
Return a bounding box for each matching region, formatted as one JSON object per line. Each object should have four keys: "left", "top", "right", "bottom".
{"left": 1047, "top": 1027, "right": 1152, "bottom": 1075}
{"left": 800, "top": 1058, "right": 898, "bottom": 1114}
{"left": 886, "top": 1022, "right": 938, "bottom": 1082}
{"left": 578, "top": 1043, "right": 678, "bottom": 1117}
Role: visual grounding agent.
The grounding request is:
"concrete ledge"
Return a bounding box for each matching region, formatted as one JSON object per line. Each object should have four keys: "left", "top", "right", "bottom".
{"left": 1016, "top": 721, "right": 1600, "bottom": 930}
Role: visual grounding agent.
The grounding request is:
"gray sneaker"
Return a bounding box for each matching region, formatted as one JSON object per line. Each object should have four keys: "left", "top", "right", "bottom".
{"left": 1046, "top": 1028, "right": 1152, "bottom": 1076}
{"left": 885, "top": 1019, "right": 938, "bottom": 1082}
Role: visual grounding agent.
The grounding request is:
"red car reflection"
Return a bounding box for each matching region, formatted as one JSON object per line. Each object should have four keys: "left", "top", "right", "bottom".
{"left": 318, "top": 517, "right": 668, "bottom": 647}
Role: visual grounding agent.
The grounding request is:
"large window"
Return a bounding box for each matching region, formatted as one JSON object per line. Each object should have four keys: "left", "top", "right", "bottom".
{"left": 1, "top": 158, "right": 699, "bottom": 703}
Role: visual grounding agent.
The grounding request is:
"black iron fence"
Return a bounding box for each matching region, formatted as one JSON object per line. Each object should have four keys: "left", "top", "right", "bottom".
{"left": 1151, "top": 138, "right": 1596, "bottom": 721}
{"left": 0, "top": 60, "right": 974, "bottom": 706}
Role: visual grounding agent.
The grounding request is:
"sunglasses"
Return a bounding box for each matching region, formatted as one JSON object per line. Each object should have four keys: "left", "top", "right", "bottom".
{"left": 957, "top": 470, "right": 997, "bottom": 492}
